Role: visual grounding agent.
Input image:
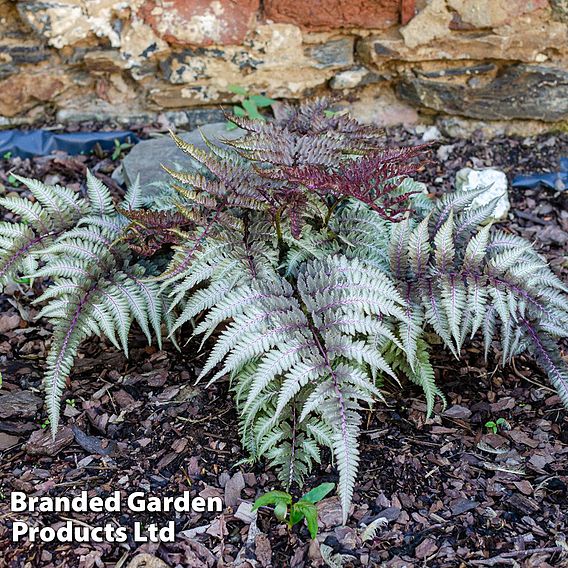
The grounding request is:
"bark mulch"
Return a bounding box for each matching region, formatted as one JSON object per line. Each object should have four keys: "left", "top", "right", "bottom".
{"left": 0, "top": 125, "right": 567, "bottom": 567}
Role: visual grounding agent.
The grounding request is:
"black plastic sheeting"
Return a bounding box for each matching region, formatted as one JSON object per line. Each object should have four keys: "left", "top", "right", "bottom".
{"left": 512, "top": 157, "right": 568, "bottom": 191}
{"left": 0, "top": 129, "right": 139, "bottom": 159}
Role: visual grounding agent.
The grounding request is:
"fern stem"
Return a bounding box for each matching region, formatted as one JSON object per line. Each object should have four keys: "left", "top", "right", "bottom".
{"left": 288, "top": 404, "right": 297, "bottom": 489}
{"left": 305, "top": 318, "right": 350, "bottom": 485}
{"left": 275, "top": 208, "right": 286, "bottom": 269}
{"left": 164, "top": 209, "right": 223, "bottom": 280}
{"left": 48, "top": 284, "right": 97, "bottom": 435}
{"left": 323, "top": 197, "right": 345, "bottom": 228}
{"left": 520, "top": 319, "right": 568, "bottom": 401}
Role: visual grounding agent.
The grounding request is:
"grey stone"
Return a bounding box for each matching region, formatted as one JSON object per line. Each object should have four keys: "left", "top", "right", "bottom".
{"left": 122, "top": 122, "right": 245, "bottom": 193}
{"left": 398, "top": 65, "right": 568, "bottom": 122}
{"left": 163, "top": 108, "right": 226, "bottom": 129}
{"left": 0, "top": 44, "right": 50, "bottom": 65}
{"left": 307, "top": 38, "right": 354, "bottom": 69}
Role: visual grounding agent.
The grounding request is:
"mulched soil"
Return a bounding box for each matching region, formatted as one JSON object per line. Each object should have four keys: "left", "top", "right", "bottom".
{"left": 0, "top": 122, "right": 567, "bottom": 568}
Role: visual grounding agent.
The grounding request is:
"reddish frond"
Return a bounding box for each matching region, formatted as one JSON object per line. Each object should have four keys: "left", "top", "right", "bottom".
{"left": 272, "top": 144, "right": 430, "bottom": 221}
{"left": 117, "top": 207, "right": 195, "bottom": 256}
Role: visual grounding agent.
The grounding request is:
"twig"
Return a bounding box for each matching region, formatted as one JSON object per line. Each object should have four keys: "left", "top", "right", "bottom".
{"left": 470, "top": 546, "right": 564, "bottom": 566}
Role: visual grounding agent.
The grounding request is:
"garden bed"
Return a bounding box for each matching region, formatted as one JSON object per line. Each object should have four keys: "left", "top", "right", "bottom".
{"left": 0, "top": 125, "right": 567, "bottom": 568}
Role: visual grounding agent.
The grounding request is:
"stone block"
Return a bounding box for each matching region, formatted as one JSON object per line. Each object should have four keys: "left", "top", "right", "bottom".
{"left": 397, "top": 64, "right": 568, "bottom": 122}
{"left": 330, "top": 66, "right": 370, "bottom": 89}
{"left": 0, "top": 70, "right": 70, "bottom": 117}
{"left": 306, "top": 38, "right": 354, "bottom": 69}
{"left": 447, "top": 0, "right": 549, "bottom": 29}
{"left": 358, "top": 16, "right": 567, "bottom": 63}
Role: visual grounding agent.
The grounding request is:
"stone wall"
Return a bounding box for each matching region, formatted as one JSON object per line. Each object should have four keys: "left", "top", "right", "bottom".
{"left": 1, "top": 0, "right": 567, "bottom": 134}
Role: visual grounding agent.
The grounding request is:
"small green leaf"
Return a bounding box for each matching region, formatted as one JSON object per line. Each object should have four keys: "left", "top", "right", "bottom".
{"left": 274, "top": 500, "right": 288, "bottom": 521}
{"left": 242, "top": 99, "right": 264, "bottom": 121}
{"left": 227, "top": 84, "right": 248, "bottom": 96}
{"left": 249, "top": 94, "right": 276, "bottom": 108}
{"left": 225, "top": 121, "right": 238, "bottom": 131}
{"left": 252, "top": 490, "right": 292, "bottom": 511}
{"left": 289, "top": 503, "right": 305, "bottom": 527}
{"left": 300, "top": 482, "right": 335, "bottom": 504}
{"left": 301, "top": 502, "right": 319, "bottom": 539}
{"left": 233, "top": 105, "right": 246, "bottom": 117}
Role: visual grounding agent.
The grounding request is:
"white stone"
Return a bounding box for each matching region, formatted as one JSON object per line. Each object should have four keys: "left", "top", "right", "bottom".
{"left": 421, "top": 125, "right": 442, "bottom": 142}
{"left": 455, "top": 167, "right": 510, "bottom": 220}
{"left": 330, "top": 67, "right": 368, "bottom": 90}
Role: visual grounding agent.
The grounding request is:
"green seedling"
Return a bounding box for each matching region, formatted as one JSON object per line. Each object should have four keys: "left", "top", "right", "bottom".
{"left": 3, "top": 152, "right": 12, "bottom": 159}
{"left": 485, "top": 417, "right": 510, "bottom": 434}
{"left": 226, "top": 85, "right": 276, "bottom": 130}
{"left": 112, "top": 138, "right": 133, "bottom": 161}
{"left": 252, "top": 482, "right": 334, "bottom": 539}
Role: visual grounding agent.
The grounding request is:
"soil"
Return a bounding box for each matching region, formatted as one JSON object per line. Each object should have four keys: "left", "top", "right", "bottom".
{"left": 0, "top": 122, "right": 567, "bottom": 568}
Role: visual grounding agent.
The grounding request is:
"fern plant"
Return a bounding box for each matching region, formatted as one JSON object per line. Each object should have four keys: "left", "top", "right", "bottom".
{"left": 150, "top": 100, "right": 568, "bottom": 521}
{"left": 2, "top": 99, "right": 567, "bottom": 525}
{"left": 0, "top": 172, "right": 165, "bottom": 432}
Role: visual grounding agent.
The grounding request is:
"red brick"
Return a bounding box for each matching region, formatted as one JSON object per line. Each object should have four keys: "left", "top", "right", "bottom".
{"left": 139, "top": 0, "right": 259, "bottom": 46}
{"left": 264, "top": 0, "right": 401, "bottom": 30}
{"left": 401, "top": 0, "right": 415, "bottom": 25}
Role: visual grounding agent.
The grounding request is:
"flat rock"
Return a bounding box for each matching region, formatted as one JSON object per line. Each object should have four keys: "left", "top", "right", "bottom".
{"left": 398, "top": 65, "right": 568, "bottom": 122}
{"left": 455, "top": 167, "right": 510, "bottom": 220}
{"left": 122, "top": 122, "right": 244, "bottom": 198}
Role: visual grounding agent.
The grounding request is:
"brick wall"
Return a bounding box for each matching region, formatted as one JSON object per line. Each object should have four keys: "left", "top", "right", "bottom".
{"left": 1, "top": 0, "right": 567, "bottom": 133}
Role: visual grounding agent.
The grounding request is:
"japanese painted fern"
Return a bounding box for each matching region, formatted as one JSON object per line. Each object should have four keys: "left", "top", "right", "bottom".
{"left": 2, "top": 99, "right": 567, "bottom": 524}
{"left": 0, "top": 172, "right": 163, "bottom": 432}
{"left": 156, "top": 100, "right": 567, "bottom": 521}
